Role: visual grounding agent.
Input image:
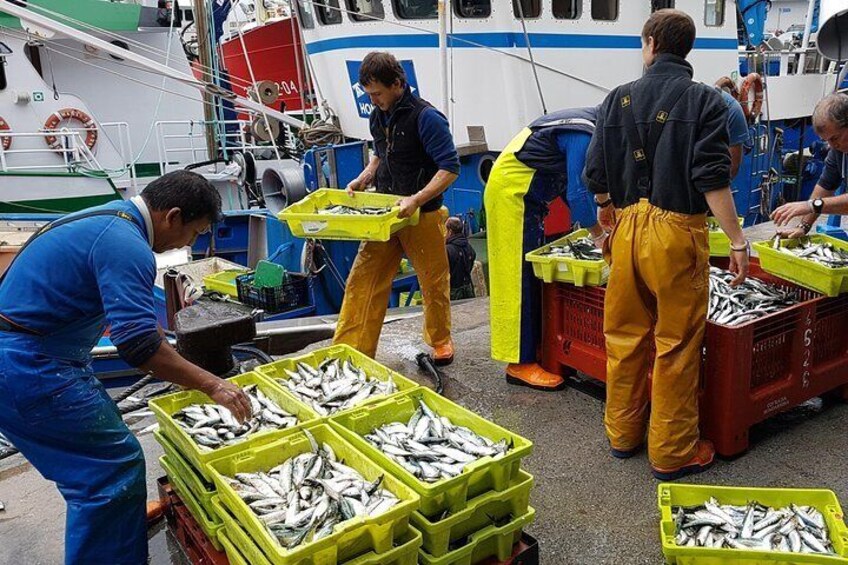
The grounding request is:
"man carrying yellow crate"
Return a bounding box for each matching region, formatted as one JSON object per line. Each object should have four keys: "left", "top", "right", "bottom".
{"left": 585, "top": 9, "right": 749, "bottom": 480}
{"left": 335, "top": 52, "right": 459, "bottom": 364}
{"left": 485, "top": 107, "right": 604, "bottom": 391}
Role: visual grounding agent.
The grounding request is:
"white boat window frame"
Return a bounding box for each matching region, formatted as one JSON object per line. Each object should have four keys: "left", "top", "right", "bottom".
{"left": 454, "top": 0, "right": 491, "bottom": 19}
{"left": 295, "top": 0, "right": 316, "bottom": 28}
{"left": 552, "top": 0, "right": 580, "bottom": 20}
{"left": 393, "top": 0, "right": 438, "bottom": 20}
{"left": 704, "top": 0, "right": 725, "bottom": 27}
{"left": 651, "top": 0, "right": 675, "bottom": 10}
{"left": 512, "top": 0, "right": 541, "bottom": 20}
{"left": 590, "top": 0, "right": 619, "bottom": 21}
{"left": 315, "top": 0, "right": 343, "bottom": 25}
{"left": 347, "top": 0, "right": 386, "bottom": 21}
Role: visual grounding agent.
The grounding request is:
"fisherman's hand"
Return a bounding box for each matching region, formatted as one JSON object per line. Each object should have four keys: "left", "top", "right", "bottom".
{"left": 776, "top": 225, "right": 809, "bottom": 240}
{"left": 397, "top": 196, "right": 420, "bottom": 219}
{"left": 728, "top": 245, "right": 750, "bottom": 287}
{"left": 597, "top": 205, "right": 616, "bottom": 232}
{"left": 346, "top": 170, "right": 374, "bottom": 197}
{"left": 206, "top": 379, "right": 252, "bottom": 424}
{"left": 771, "top": 201, "right": 812, "bottom": 227}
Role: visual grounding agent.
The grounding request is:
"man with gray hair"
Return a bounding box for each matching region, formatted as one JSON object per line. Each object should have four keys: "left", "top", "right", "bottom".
{"left": 772, "top": 92, "right": 848, "bottom": 233}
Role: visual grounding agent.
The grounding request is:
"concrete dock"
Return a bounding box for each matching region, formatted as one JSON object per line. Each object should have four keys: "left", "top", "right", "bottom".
{"left": 1, "top": 296, "right": 847, "bottom": 564}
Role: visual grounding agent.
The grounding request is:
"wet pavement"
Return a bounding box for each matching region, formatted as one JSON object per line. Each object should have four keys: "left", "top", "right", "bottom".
{"left": 0, "top": 297, "right": 847, "bottom": 564}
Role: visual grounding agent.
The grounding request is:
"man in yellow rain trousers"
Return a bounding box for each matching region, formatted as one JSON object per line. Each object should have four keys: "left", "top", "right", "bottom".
{"left": 486, "top": 107, "right": 605, "bottom": 390}
{"left": 584, "top": 9, "right": 749, "bottom": 480}
{"left": 335, "top": 52, "right": 459, "bottom": 364}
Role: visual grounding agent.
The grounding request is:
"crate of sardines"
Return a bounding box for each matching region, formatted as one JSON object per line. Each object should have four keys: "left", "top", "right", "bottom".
{"left": 206, "top": 424, "right": 419, "bottom": 565}
{"left": 707, "top": 216, "right": 744, "bottom": 257}
{"left": 279, "top": 188, "right": 420, "bottom": 242}
{"left": 754, "top": 235, "right": 848, "bottom": 297}
{"left": 658, "top": 483, "right": 848, "bottom": 564}
{"left": 254, "top": 344, "right": 418, "bottom": 418}
{"left": 525, "top": 228, "right": 607, "bottom": 286}
{"left": 150, "top": 372, "right": 320, "bottom": 481}
{"left": 329, "top": 387, "right": 533, "bottom": 519}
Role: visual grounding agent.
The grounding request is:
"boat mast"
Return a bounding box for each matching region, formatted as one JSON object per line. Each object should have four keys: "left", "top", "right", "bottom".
{"left": 192, "top": 0, "right": 219, "bottom": 159}
{"left": 438, "top": 0, "right": 448, "bottom": 115}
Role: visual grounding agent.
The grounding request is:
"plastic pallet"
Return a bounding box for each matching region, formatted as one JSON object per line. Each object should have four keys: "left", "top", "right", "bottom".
{"left": 539, "top": 258, "right": 848, "bottom": 457}
{"left": 477, "top": 532, "right": 539, "bottom": 565}
{"left": 658, "top": 483, "right": 848, "bottom": 564}
{"left": 206, "top": 424, "right": 420, "bottom": 565}
{"left": 279, "top": 188, "right": 420, "bottom": 242}
{"left": 329, "top": 388, "right": 533, "bottom": 519}
{"left": 158, "top": 477, "right": 229, "bottom": 565}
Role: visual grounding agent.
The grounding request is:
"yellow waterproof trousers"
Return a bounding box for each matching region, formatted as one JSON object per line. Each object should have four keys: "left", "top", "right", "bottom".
{"left": 333, "top": 208, "right": 451, "bottom": 358}
{"left": 603, "top": 200, "right": 709, "bottom": 469}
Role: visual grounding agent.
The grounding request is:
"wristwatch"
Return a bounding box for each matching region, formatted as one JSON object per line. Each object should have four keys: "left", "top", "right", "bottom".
{"left": 811, "top": 198, "right": 825, "bottom": 214}
{"left": 595, "top": 197, "right": 614, "bottom": 209}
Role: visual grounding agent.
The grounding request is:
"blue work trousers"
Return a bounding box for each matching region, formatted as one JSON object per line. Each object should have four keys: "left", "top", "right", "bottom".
{"left": 0, "top": 339, "right": 147, "bottom": 565}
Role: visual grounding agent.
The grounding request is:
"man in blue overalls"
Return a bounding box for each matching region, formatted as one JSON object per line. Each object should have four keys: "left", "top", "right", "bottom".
{"left": 0, "top": 170, "right": 252, "bottom": 564}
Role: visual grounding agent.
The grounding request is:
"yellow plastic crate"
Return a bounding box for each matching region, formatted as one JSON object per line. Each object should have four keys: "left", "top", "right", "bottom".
{"left": 658, "top": 483, "right": 848, "bottom": 565}
{"left": 279, "top": 188, "right": 420, "bottom": 242}
{"left": 154, "top": 429, "right": 216, "bottom": 518}
{"left": 203, "top": 268, "right": 250, "bottom": 297}
{"left": 329, "top": 388, "right": 533, "bottom": 519}
{"left": 206, "top": 424, "right": 420, "bottom": 565}
{"left": 411, "top": 470, "right": 534, "bottom": 557}
{"left": 254, "top": 344, "right": 419, "bottom": 418}
{"left": 213, "top": 496, "right": 422, "bottom": 565}
{"left": 417, "top": 507, "right": 535, "bottom": 565}
{"left": 708, "top": 216, "right": 745, "bottom": 257}
{"left": 753, "top": 235, "right": 848, "bottom": 297}
{"left": 524, "top": 229, "right": 608, "bottom": 286}
{"left": 149, "top": 371, "right": 320, "bottom": 481}
{"left": 160, "top": 456, "right": 224, "bottom": 551}
{"left": 219, "top": 530, "right": 250, "bottom": 565}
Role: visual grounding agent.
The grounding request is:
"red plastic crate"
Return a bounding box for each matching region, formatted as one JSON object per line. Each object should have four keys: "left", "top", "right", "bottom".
{"left": 540, "top": 259, "right": 848, "bottom": 457}
{"left": 158, "top": 477, "right": 229, "bottom": 565}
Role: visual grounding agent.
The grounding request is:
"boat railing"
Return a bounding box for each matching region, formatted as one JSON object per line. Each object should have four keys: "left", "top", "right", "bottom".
{"left": 739, "top": 47, "right": 840, "bottom": 79}
{"left": 0, "top": 130, "right": 108, "bottom": 175}
{"left": 99, "top": 121, "right": 138, "bottom": 193}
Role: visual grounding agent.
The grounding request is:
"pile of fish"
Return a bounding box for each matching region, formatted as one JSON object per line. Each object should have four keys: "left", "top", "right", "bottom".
{"left": 318, "top": 205, "right": 393, "bottom": 216}
{"left": 0, "top": 431, "right": 14, "bottom": 458}
{"left": 708, "top": 267, "right": 798, "bottom": 326}
{"left": 223, "top": 433, "right": 399, "bottom": 549}
{"left": 173, "top": 385, "right": 299, "bottom": 450}
{"left": 363, "top": 400, "right": 510, "bottom": 483}
{"left": 774, "top": 237, "right": 848, "bottom": 268}
{"left": 275, "top": 358, "right": 397, "bottom": 417}
{"left": 538, "top": 237, "right": 602, "bottom": 261}
{"left": 673, "top": 498, "right": 835, "bottom": 554}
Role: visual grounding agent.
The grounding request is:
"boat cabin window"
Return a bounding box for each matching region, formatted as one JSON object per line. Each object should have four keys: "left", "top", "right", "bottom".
{"left": 296, "top": 0, "right": 316, "bottom": 28}
{"left": 552, "top": 0, "right": 580, "bottom": 19}
{"left": 394, "top": 0, "right": 437, "bottom": 19}
{"left": 591, "top": 0, "right": 617, "bottom": 20}
{"left": 315, "top": 0, "right": 342, "bottom": 25}
{"left": 512, "top": 0, "right": 541, "bottom": 19}
{"left": 455, "top": 0, "right": 491, "bottom": 18}
{"left": 704, "top": 0, "right": 725, "bottom": 26}
{"left": 651, "top": 0, "right": 674, "bottom": 10}
{"left": 348, "top": 0, "right": 385, "bottom": 21}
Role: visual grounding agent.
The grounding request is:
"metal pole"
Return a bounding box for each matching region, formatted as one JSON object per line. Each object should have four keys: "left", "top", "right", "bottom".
{"left": 192, "top": 0, "right": 218, "bottom": 159}
{"left": 438, "top": 0, "right": 448, "bottom": 115}
{"left": 798, "top": 0, "right": 818, "bottom": 72}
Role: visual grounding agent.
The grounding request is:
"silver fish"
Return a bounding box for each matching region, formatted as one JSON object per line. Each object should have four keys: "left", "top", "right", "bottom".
{"left": 538, "top": 237, "right": 602, "bottom": 261}
{"left": 708, "top": 267, "right": 798, "bottom": 326}
{"left": 777, "top": 237, "right": 848, "bottom": 268}
{"left": 673, "top": 498, "right": 836, "bottom": 555}
{"left": 317, "top": 205, "right": 393, "bottom": 216}
{"left": 364, "top": 401, "right": 510, "bottom": 483}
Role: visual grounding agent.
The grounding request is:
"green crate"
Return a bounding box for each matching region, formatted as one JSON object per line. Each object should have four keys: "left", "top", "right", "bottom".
{"left": 149, "top": 371, "right": 320, "bottom": 481}
{"left": 707, "top": 217, "right": 745, "bottom": 257}
{"left": 206, "top": 424, "right": 420, "bottom": 565}
{"left": 524, "top": 229, "right": 608, "bottom": 286}
{"left": 154, "top": 429, "right": 216, "bottom": 518}
{"left": 203, "top": 268, "right": 250, "bottom": 297}
{"left": 658, "top": 483, "right": 848, "bottom": 565}
{"left": 160, "top": 456, "right": 224, "bottom": 551}
{"left": 219, "top": 530, "right": 250, "bottom": 565}
{"left": 213, "top": 496, "right": 422, "bottom": 565}
{"left": 411, "top": 470, "right": 533, "bottom": 557}
{"left": 753, "top": 235, "right": 848, "bottom": 297}
{"left": 329, "top": 388, "right": 534, "bottom": 519}
{"left": 418, "top": 507, "right": 535, "bottom": 565}
{"left": 254, "top": 344, "right": 419, "bottom": 418}
{"left": 279, "top": 189, "right": 421, "bottom": 242}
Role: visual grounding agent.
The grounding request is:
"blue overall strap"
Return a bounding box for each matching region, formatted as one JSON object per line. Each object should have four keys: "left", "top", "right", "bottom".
{"left": 0, "top": 209, "right": 141, "bottom": 335}
{"left": 620, "top": 79, "right": 696, "bottom": 197}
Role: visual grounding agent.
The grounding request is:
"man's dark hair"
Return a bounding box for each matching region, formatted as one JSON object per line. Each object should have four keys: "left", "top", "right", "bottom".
{"left": 446, "top": 216, "right": 464, "bottom": 236}
{"left": 141, "top": 170, "right": 222, "bottom": 223}
{"left": 359, "top": 52, "right": 406, "bottom": 88}
{"left": 642, "top": 9, "right": 696, "bottom": 59}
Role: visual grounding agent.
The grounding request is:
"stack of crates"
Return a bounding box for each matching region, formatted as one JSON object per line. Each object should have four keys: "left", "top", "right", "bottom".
{"left": 330, "top": 388, "right": 536, "bottom": 565}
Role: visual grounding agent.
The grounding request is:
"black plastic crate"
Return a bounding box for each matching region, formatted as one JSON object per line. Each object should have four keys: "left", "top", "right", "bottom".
{"left": 236, "top": 272, "right": 312, "bottom": 314}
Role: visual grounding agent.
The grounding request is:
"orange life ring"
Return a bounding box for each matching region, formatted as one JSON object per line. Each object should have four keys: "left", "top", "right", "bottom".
{"left": 738, "top": 73, "right": 764, "bottom": 122}
{"left": 0, "top": 117, "right": 12, "bottom": 151}
{"left": 42, "top": 108, "right": 98, "bottom": 151}
{"left": 714, "top": 76, "right": 739, "bottom": 101}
